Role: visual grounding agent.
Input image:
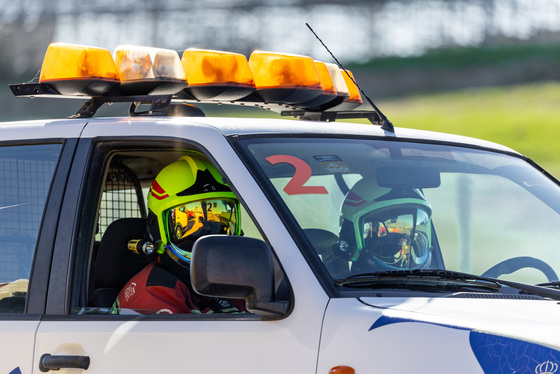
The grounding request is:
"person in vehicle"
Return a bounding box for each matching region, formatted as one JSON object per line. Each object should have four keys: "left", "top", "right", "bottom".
{"left": 332, "top": 175, "right": 434, "bottom": 274}
{"left": 113, "top": 154, "right": 246, "bottom": 314}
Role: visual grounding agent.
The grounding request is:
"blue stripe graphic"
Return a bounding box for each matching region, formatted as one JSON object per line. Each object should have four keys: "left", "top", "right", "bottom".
{"left": 370, "top": 315, "right": 560, "bottom": 373}
{"left": 470, "top": 332, "right": 560, "bottom": 374}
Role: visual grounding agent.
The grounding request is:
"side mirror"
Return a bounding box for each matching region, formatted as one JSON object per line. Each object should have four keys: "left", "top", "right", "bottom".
{"left": 191, "top": 235, "right": 289, "bottom": 317}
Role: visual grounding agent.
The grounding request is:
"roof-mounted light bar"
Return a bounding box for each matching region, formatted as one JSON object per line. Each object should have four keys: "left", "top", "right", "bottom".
{"left": 10, "top": 42, "right": 383, "bottom": 125}
{"left": 39, "top": 43, "right": 120, "bottom": 96}
{"left": 31, "top": 42, "right": 359, "bottom": 108}
{"left": 180, "top": 48, "right": 255, "bottom": 101}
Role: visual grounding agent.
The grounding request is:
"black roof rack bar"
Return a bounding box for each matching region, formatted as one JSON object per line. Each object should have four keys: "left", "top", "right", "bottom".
{"left": 9, "top": 82, "right": 387, "bottom": 126}
{"left": 10, "top": 82, "right": 61, "bottom": 97}
{"left": 72, "top": 95, "right": 173, "bottom": 118}
{"left": 9, "top": 83, "right": 174, "bottom": 118}
{"left": 281, "top": 110, "right": 383, "bottom": 126}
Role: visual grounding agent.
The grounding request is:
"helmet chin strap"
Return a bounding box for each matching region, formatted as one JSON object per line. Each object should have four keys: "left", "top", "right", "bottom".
{"left": 160, "top": 249, "right": 191, "bottom": 280}
{"left": 164, "top": 241, "right": 193, "bottom": 268}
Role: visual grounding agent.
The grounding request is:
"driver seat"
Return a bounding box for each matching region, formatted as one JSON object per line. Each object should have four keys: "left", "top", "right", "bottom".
{"left": 94, "top": 218, "right": 157, "bottom": 307}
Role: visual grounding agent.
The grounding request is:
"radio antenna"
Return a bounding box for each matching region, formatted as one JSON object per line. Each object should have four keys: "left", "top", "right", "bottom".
{"left": 305, "top": 23, "right": 394, "bottom": 132}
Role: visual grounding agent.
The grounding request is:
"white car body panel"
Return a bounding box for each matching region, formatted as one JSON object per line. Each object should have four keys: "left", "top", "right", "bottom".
{"left": 0, "top": 321, "right": 38, "bottom": 374}
{"left": 319, "top": 298, "right": 483, "bottom": 373}
{"left": 319, "top": 297, "right": 560, "bottom": 373}
{"left": 34, "top": 317, "right": 323, "bottom": 373}
{"left": 0, "top": 119, "right": 88, "bottom": 140}
{"left": 2, "top": 114, "right": 557, "bottom": 374}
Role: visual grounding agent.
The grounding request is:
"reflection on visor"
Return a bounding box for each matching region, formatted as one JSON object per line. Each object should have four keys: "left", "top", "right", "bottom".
{"left": 362, "top": 207, "right": 431, "bottom": 269}
{"left": 168, "top": 198, "right": 238, "bottom": 244}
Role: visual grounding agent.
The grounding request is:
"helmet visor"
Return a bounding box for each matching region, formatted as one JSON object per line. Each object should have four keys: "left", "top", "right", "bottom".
{"left": 361, "top": 206, "right": 431, "bottom": 269}
{"left": 167, "top": 198, "right": 238, "bottom": 245}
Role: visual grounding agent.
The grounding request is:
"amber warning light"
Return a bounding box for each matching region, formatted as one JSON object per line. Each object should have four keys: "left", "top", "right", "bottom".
{"left": 39, "top": 43, "right": 120, "bottom": 96}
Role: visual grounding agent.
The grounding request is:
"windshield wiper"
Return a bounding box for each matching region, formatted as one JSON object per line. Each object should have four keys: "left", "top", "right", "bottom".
{"left": 336, "top": 269, "right": 501, "bottom": 291}
{"left": 336, "top": 269, "right": 560, "bottom": 301}
{"left": 535, "top": 281, "right": 560, "bottom": 289}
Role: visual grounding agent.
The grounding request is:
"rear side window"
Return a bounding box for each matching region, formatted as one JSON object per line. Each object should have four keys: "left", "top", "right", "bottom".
{"left": 0, "top": 144, "right": 61, "bottom": 313}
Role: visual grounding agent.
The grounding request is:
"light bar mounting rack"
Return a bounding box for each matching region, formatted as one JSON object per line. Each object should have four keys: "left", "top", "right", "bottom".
{"left": 9, "top": 82, "right": 386, "bottom": 127}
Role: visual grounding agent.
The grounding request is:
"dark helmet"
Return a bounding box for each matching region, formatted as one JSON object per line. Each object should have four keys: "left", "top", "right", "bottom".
{"left": 336, "top": 176, "right": 433, "bottom": 271}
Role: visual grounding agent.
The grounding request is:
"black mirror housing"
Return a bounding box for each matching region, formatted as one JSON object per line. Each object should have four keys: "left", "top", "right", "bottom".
{"left": 191, "top": 235, "right": 288, "bottom": 317}
{"left": 377, "top": 165, "right": 441, "bottom": 189}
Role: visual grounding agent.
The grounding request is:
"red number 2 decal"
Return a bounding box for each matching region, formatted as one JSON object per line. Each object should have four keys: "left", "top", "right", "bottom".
{"left": 266, "top": 155, "right": 328, "bottom": 195}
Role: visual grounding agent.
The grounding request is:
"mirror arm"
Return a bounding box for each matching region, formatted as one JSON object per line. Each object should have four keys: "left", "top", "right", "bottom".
{"left": 248, "top": 300, "right": 289, "bottom": 316}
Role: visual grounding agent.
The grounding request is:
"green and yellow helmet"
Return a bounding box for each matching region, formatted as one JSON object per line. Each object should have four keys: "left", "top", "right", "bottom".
{"left": 336, "top": 175, "right": 433, "bottom": 271}
{"left": 147, "top": 154, "right": 241, "bottom": 268}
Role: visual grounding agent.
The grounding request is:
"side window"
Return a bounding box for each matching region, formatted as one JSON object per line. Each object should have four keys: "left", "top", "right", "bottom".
{"left": 76, "top": 148, "right": 273, "bottom": 316}
{"left": 0, "top": 144, "right": 62, "bottom": 313}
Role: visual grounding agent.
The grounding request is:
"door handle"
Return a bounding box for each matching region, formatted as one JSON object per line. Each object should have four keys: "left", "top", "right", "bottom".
{"left": 39, "top": 354, "right": 90, "bottom": 372}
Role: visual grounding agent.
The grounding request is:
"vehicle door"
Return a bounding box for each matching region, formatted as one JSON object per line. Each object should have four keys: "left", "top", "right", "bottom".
{"left": 33, "top": 119, "right": 329, "bottom": 374}
{"left": 0, "top": 120, "right": 86, "bottom": 374}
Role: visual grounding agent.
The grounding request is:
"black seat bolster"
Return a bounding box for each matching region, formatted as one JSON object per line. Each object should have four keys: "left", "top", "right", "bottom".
{"left": 94, "top": 218, "right": 157, "bottom": 307}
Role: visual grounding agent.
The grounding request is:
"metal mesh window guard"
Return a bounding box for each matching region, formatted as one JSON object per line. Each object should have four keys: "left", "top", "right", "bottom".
{"left": 96, "top": 163, "right": 146, "bottom": 240}
{"left": 0, "top": 144, "right": 61, "bottom": 285}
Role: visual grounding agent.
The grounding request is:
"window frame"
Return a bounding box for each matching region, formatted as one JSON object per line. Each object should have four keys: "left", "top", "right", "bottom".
{"left": 57, "top": 136, "right": 285, "bottom": 319}
{"left": 232, "top": 133, "right": 559, "bottom": 298}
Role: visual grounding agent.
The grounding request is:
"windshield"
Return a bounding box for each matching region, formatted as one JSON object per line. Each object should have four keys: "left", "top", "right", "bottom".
{"left": 240, "top": 137, "right": 560, "bottom": 288}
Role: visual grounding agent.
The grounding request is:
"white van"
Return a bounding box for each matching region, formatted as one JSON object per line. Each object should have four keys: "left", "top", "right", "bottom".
{"left": 2, "top": 43, "right": 560, "bottom": 374}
